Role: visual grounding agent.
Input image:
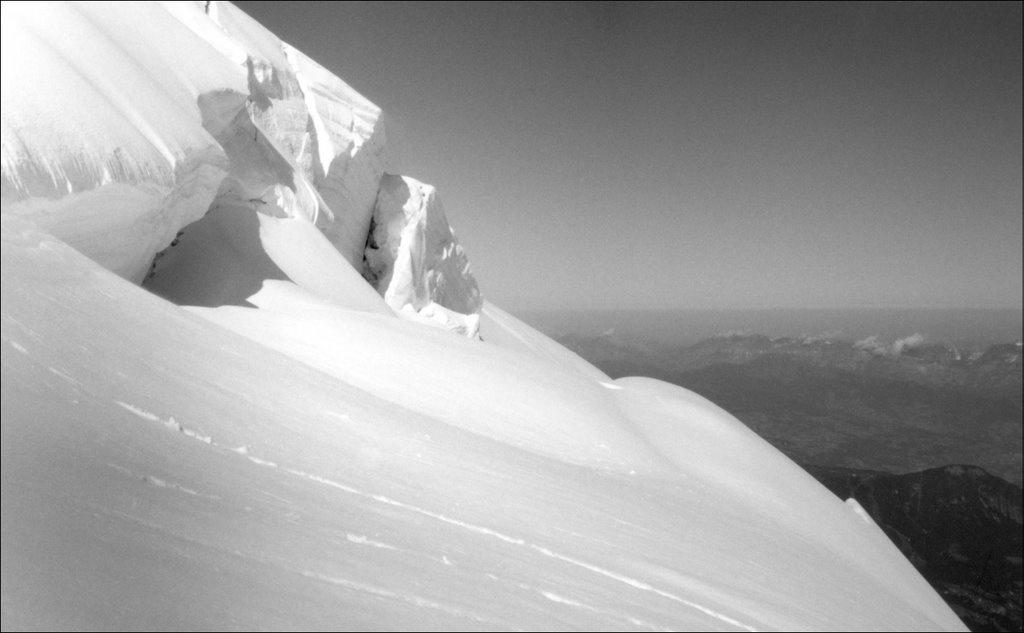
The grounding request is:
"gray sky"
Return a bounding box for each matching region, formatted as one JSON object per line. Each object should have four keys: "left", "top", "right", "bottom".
{"left": 234, "top": 1, "right": 1022, "bottom": 311}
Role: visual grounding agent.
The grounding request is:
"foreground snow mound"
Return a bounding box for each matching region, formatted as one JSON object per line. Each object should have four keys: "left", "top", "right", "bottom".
{"left": 1, "top": 2, "right": 966, "bottom": 631}
{"left": 189, "top": 280, "right": 664, "bottom": 472}
{"left": 2, "top": 211, "right": 966, "bottom": 631}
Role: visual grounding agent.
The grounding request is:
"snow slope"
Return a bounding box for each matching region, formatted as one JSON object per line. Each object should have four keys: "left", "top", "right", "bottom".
{"left": 1, "top": 2, "right": 966, "bottom": 630}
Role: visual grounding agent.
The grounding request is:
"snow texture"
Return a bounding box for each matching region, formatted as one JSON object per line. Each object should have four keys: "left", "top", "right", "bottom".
{"left": 1, "top": 2, "right": 966, "bottom": 631}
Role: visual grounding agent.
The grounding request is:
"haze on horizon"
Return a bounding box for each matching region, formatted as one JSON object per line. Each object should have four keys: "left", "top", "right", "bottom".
{"left": 235, "top": 1, "right": 1022, "bottom": 312}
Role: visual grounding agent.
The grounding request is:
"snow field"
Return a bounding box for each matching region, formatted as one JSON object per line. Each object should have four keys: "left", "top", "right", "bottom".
{"left": 0, "top": 2, "right": 966, "bottom": 630}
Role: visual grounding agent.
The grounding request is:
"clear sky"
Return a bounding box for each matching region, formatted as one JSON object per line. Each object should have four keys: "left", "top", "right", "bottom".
{"left": 234, "top": 1, "right": 1022, "bottom": 311}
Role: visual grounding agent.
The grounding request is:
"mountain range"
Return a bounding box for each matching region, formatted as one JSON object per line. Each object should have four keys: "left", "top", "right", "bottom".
{"left": 560, "top": 332, "right": 1022, "bottom": 484}
{"left": 559, "top": 330, "right": 1023, "bottom": 630}
{"left": 809, "top": 464, "right": 1022, "bottom": 632}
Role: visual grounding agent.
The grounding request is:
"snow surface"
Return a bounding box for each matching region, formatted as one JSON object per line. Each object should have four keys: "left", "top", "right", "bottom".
{"left": 1, "top": 2, "right": 966, "bottom": 630}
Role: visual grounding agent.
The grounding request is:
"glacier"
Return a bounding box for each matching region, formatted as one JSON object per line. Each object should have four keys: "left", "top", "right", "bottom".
{"left": 0, "top": 2, "right": 967, "bottom": 630}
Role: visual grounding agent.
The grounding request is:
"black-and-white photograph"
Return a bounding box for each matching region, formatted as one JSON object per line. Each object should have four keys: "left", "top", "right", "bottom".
{"left": 2, "top": 2, "right": 1020, "bottom": 630}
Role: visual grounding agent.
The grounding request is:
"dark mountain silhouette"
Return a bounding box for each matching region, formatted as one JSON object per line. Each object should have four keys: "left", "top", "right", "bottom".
{"left": 807, "top": 464, "right": 1022, "bottom": 632}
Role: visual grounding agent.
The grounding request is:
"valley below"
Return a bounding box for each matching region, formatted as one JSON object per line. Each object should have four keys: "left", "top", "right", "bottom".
{"left": 558, "top": 328, "right": 1023, "bottom": 631}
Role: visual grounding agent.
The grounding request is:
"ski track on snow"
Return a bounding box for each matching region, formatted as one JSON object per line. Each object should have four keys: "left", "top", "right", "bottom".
{"left": 115, "top": 400, "right": 212, "bottom": 443}
{"left": 345, "top": 533, "right": 399, "bottom": 551}
{"left": 508, "top": 575, "right": 673, "bottom": 632}
{"left": 93, "top": 501, "right": 491, "bottom": 626}
{"left": 105, "top": 462, "right": 221, "bottom": 502}
{"left": 109, "top": 396, "right": 758, "bottom": 631}
{"left": 297, "top": 569, "right": 494, "bottom": 624}
{"left": 47, "top": 366, "right": 82, "bottom": 386}
{"left": 103, "top": 401, "right": 493, "bottom": 625}
{"left": 141, "top": 474, "right": 220, "bottom": 500}
{"left": 115, "top": 400, "right": 162, "bottom": 422}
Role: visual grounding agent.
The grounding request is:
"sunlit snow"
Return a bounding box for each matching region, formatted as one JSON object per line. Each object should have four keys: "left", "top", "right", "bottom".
{"left": 1, "top": 2, "right": 966, "bottom": 630}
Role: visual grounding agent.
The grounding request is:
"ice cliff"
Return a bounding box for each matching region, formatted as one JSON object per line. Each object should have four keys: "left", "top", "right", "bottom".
{"left": 0, "top": 2, "right": 967, "bottom": 630}
{"left": 0, "top": 0, "right": 480, "bottom": 335}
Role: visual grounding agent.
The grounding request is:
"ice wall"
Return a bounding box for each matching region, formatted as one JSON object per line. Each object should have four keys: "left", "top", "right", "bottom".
{"left": 366, "top": 175, "right": 482, "bottom": 337}
{"left": 0, "top": 0, "right": 480, "bottom": 334}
